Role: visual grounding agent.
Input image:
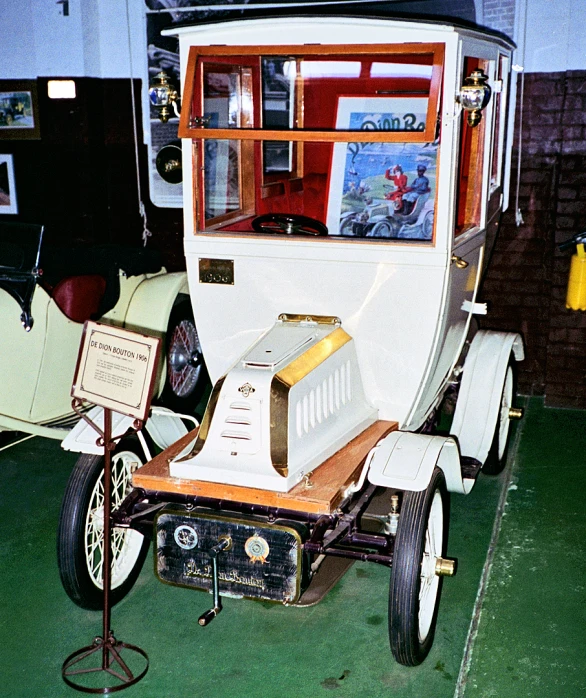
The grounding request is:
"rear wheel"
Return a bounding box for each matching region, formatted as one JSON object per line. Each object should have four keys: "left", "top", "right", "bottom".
{"left": 388, "top": 468, "right": 449, "bottom": 666}
{"left": 422, "top": 210, "right": 434, "bottom": 238}
{"left": 57, "top": 437, "right": 149, "bottom": 610}
{"left": 160, "top": 298, "right": 208, "bottom": 413}
{"left": 482, "top": 358, "right": 516, "bottom": 475}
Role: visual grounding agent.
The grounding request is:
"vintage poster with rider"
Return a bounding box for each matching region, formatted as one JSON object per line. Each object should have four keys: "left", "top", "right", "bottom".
{"left": 327, "top": 97, "right": 437, "bottom": 240}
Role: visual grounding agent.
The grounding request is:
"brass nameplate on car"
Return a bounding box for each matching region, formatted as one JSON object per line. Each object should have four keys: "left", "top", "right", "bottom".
{"left": 199, "top": 258, "right": 234, "bottom": 285}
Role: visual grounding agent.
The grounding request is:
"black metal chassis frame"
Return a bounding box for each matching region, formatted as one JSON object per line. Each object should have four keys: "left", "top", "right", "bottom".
{"left": 112, "top": 481, "right": 395, "bottom": 571}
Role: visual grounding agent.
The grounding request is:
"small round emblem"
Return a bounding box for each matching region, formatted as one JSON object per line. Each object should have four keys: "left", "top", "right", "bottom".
{"left": 245, "top": 535, "right": 270, "bottom": 563}
{"left": 174, "top": 525, "right": 198, "bottom": 550}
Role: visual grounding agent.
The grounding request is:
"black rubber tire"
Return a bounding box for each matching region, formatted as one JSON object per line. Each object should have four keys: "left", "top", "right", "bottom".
{"left": 388, "top": 468, "right": 449, "bottom": 666}
{"left": 482, "top": 357, "right": 516, "bottom": 475}
{"left": 57, "top": 437, "right": 149, "bottom": 610}
{"left": 159, "top": 298, "right": 208, "bottom": 414}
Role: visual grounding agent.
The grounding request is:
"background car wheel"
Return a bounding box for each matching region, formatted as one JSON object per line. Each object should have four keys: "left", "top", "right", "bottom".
{"left": 423, "top": 211, "right": 434, "bottom": 239}
{"left": 482, "top": 356, "right": 516, "bottom": 475}
{"left": 368, "top": 220, "right": 394, "bottom": 238}
{"left": 388, "top": 468, "right": 449, "bottom": 666}
{"left": 159, "top": 298, "right": 208, "bottom": 414}
{"left": 57, "top": 437, "right": 149, "bottom": 610}
{"left": 339, "top": 216, "right": 355, "bottom": 235}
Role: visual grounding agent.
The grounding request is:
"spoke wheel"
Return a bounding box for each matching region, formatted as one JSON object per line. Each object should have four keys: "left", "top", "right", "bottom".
{"left": 160, "top": 299, "right": 208, "bottom": 413}
{"left": 388, "top": 468, "right": 449, "bottom": 666}
{"left": 483, "top": 357, "right": 516, "bottom": 475}
{"left": 57, "top": 438, "right": 149, "bottom": 610}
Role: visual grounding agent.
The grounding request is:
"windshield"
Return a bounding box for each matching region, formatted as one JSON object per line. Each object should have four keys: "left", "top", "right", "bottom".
{"left": 181, "top": 44, "right": 443, "bottom": 244}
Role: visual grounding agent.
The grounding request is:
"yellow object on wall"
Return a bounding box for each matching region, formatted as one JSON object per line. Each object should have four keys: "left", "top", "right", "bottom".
{"left": 566, "top": 243, "right": 586, "bottom": 311}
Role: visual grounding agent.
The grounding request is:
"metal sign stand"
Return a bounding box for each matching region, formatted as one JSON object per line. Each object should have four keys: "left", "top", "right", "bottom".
{"left": 61, "top": 404, "right": 149, "bottom": 694}
{"left": 61, "top": 321, "right": 160, "bottom": 692}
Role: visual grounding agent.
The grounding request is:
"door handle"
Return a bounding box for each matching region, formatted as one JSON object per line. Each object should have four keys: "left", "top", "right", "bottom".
{"left": 451, "top": 255, "right": 469, "bottom": 269}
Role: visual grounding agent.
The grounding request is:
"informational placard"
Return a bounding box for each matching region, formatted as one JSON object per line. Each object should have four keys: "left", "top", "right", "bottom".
{"left": 72, "top": 321, "right": 161, "bottom": 422}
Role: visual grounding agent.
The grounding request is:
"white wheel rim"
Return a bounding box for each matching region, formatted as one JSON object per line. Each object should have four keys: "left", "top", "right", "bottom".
{"left": 497, "top": 367, "right": 514, "bottom": 461}
{"left": 418, "top": 490, "right": 443, "bottom": 643}
{"left": 84, "top": 450, "right": 144, "bottom": 590}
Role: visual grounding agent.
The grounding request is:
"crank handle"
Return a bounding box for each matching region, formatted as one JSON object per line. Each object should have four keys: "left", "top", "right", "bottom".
{"left": 198, "top": 607, "right": 221, "bottom": 627}
{"left": 197, "top": 536, "right": 232, "bottom": 627}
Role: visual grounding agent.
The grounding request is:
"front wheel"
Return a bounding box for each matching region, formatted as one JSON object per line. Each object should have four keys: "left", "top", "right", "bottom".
{"left": 388, "top": 468, "right": 449, "bottom": 666}
{"left": 367, "top": 220, "right": 395, "bottom": 238}
{"left": 57, "top": 438, "right": 149, "bottom": 610}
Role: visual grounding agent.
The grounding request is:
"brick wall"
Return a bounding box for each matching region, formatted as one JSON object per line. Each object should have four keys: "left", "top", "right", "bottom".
{"left": 480, "top": 70, "right": 586, "bottom": 408}
{"left": 482, "top": 0, "right": 516, "bottom": 39}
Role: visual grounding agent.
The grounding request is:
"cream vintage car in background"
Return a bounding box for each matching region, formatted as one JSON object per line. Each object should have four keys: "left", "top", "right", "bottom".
{"left": 57, "top": 15, "right": 524, "bottom": 668}
{"left": 0, "top": 223, "right": 208, "bottom": 442}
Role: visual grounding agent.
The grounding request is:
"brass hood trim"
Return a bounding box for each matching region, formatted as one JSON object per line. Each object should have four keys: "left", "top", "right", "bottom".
{"left": 174, "top": 375, "right": 225, "bottom": 462}
{"left": 270, "top": 327, "right": 352, "bottom": 476}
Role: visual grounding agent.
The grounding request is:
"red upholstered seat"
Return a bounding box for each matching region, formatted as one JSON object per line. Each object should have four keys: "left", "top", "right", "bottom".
{"left": 51, "top": 274, "right": 107, "bottom": 323}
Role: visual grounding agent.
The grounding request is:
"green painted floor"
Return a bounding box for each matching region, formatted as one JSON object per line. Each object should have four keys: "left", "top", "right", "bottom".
{"left": 0, "top": 398, "right": 584, "bottom": 697}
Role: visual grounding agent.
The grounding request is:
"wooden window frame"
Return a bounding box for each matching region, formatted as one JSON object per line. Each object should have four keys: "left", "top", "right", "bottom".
{"left": 179, "top": 43, "right": 445, "bottom": 144}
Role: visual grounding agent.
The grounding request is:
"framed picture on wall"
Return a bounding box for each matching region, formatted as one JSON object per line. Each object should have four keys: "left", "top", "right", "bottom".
{"left": 0, "top": 154, "right": 18, "bottom": 214}
{"left": 326, "top": 96, "right": 436, "bottom": 239}
{"left": 0, "top": 80, "right": 40, "bottom": 140}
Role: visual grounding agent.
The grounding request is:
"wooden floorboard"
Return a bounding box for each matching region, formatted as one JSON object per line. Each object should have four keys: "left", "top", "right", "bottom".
{"left": 133, "top": 420, "right": 398, "bottom": 514}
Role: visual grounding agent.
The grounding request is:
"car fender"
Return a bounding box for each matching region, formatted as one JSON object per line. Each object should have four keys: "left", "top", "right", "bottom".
{"left": 123, "top": 271, "right": 189, "bottom": 396}
{"left": 367, "top": 431, "right": 468, "bottom": 494}
{"left": 61, "top": 406, "right": 142, "bottom": 456}
{"left": 62, "top": 405, "right": 194, "bottom": 457}
{"left": 450, "top": 330, "right": 524, "bottom": 463}
{"left": 123, "top": 271, "right": 189, "bottom": 337}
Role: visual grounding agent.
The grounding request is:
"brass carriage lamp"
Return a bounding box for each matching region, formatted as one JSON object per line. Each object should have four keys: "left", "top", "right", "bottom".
{"left": 148, "top": 71, "right": 179, "bottom": 123}
{"left": 458, "top": 69, "right": 492, "bottom": 127}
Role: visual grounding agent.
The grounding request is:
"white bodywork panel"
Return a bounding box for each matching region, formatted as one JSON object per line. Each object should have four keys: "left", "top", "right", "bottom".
{"left": 172, "top": 18, "right": 515, "bottom": 432}
{"left": 404, "top": 234, "right": 485, "bottom": 430}
{"left": 185, "top": 238, "right": 446, "bottom": 427}
{"left": 122, "top": 271, "right": 189, "bottom": 396}
{"left": 367, "top": 430, "right": 471, "bottom": 494}
{"left": 123, "top": 271, "right": 188, "bottom": 337}
{"left": 450, "top": 329, "right": 524, "bottom": 463}
{"left": 62, "top": 405, "right": 194, "bottom": 457}
{"left": 0, "top": 286, "right": 82, "bottom": 424}
{"left": 170, "top": 319, "right": 377, "bottom": 492}
{"left": 62, "top": 406, "right": 139, "bottom": 455}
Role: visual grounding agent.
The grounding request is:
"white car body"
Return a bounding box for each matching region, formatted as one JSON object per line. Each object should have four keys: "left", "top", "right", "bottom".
{"left": 163, "top": 16, "right": 523, "bottom": 492}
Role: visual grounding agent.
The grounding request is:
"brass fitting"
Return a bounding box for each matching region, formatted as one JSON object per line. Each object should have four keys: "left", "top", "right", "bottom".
{"left": 451, "top": 255, "right": 469, "bottom": 269}
{"left": 435, "top": 557, "right": 457, "bottom": 577}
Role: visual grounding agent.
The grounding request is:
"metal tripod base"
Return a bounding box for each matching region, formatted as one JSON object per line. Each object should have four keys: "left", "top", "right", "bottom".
{"left": 62, "top": 632, "right": 148, "bottom": 694}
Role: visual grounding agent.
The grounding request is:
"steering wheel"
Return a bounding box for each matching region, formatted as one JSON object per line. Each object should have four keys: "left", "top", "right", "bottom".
{"left": 251, "top": 214, "right": 328, "bottom": 237}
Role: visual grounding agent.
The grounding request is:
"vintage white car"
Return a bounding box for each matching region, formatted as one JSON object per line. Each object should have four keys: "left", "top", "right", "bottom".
{"left": 57, "top": 15, "right": 524, "bottom": 668}
{"left": 0, "top": 222, "right": 208, "bottom": 442}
